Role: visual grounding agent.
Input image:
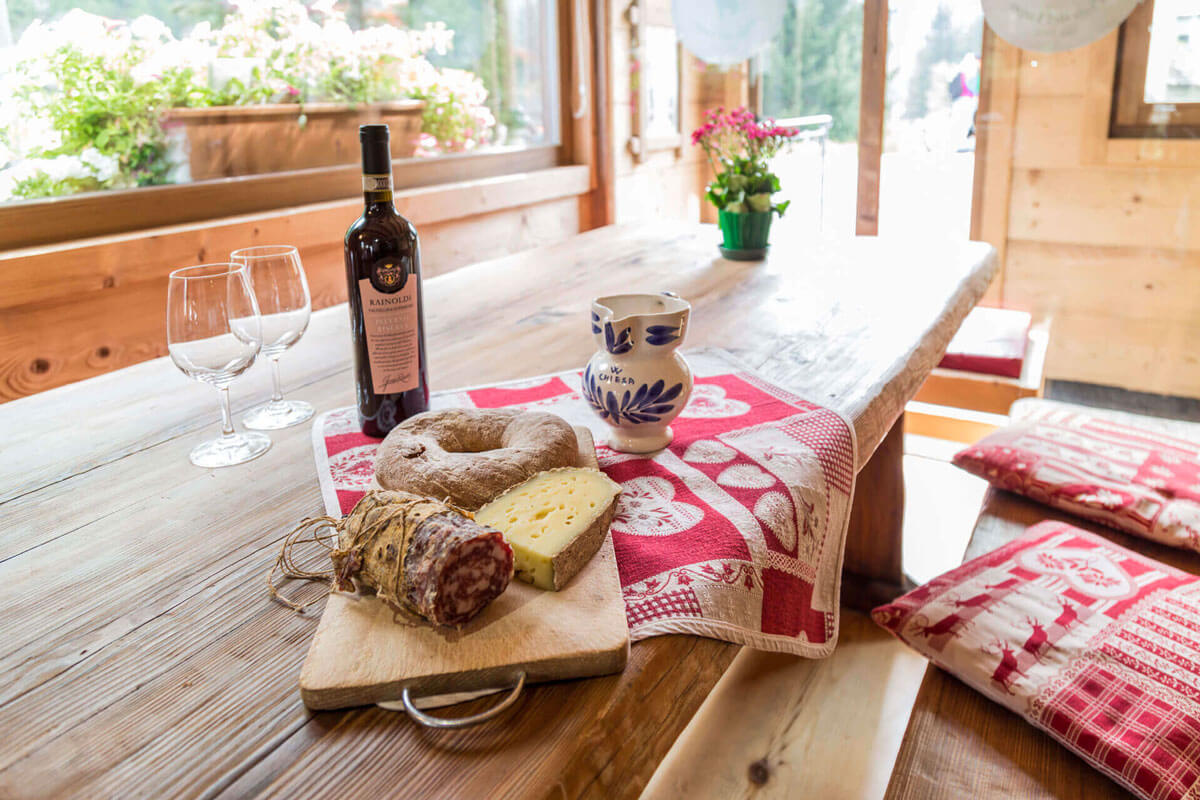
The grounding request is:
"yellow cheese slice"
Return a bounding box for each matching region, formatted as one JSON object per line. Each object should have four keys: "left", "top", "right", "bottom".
{"left": 475, "top": 467, "right": 623, "bottom": 591}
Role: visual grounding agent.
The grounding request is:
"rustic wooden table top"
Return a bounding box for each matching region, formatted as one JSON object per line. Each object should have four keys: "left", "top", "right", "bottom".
{"left": 0, "top": 222, "right": 994, "bottom": 799}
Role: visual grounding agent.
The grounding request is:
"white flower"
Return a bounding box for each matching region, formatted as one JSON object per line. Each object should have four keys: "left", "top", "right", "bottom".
{"left": 210, "top": 56, "right": 264, "bottom": 90}
{"left": 130, "top": 15, "right": 173, "bottom": 44}
{"left": 79, "top": 147, "right": 120, "bottom": 182}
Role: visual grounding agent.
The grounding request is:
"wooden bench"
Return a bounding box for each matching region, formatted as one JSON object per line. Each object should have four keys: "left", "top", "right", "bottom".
{"left": 886, "top": 399, "right": 1200, "bottom": 799}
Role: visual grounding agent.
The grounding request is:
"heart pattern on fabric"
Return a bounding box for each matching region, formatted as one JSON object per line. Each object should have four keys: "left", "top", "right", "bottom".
{"left": 683, "top": 439, "right": 737, "bottom": 464}
{"left": 678, "top": 384, "right": 751, "bottom": 419}
{"left": 754, "top": 491, "right": 796, "bottom": 551}
{"left": 610, "top": 476, "right": 705, "bottom": 536}
{"left": 328, "top": 444, "right": 378, "bottom": 490}
{"left": 1016, "top": 547, "right": 1137, "bottom": 599}
{"left": 323, "top": 407, "right": 361, "bottom": 436}
{"left": 717, "top": 464, "right": 777, "bottom": 489}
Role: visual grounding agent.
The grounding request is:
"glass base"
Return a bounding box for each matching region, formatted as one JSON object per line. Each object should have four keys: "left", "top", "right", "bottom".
{"left": 189, "top": 431, "right": 272, "bottom": 468}
{"left": 243, "top": 399, "right": 315, "bottom": 430}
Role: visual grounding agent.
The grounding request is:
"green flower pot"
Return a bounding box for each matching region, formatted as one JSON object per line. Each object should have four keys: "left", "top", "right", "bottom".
{"left": 717, "top": 209, "right": 773, "bottom": 260}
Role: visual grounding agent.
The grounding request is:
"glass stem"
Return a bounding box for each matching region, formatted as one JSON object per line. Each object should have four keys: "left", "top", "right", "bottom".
{"left": 218, "top": 385, "right": 235, "bottom": 437}
{"left": 270, "top": 355, "right": 284, "bottom": 403}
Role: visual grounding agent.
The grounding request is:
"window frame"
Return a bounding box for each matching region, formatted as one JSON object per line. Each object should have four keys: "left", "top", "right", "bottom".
{"left": 0, "top": 0, "right": 582, "bottom": 251}
{"left": 1111, "top": 0, "right": 1200, "bottom": 139}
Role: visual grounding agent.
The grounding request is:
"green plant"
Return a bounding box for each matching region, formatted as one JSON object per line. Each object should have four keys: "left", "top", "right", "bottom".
{"left": 692, "top": 106, "right": 798, "bottom": 215}
{"left": 0, "top": 4, "right": 497, "bottom": 201}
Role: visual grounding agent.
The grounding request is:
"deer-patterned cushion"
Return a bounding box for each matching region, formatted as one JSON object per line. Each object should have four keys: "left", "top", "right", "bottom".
{"left": 873, "top": 520, "right": 1200, "bottom": 800}
{"left": 953, "top": 404, "right": 1200, "bottom": 554}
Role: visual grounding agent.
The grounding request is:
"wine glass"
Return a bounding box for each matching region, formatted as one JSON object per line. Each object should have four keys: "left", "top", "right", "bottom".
{"left": 167, "top": 263, "right": 271, "bottom": 468}
{"left": 231, "top": 245, "right": 314, "bottom": 430}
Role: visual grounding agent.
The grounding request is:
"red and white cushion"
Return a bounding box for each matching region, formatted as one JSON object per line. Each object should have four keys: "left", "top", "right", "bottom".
{"left": 954, "top": 404, "right": 1200, "bottom": 553}
{"left": 873, "top": 521, "right": 1200, "bottom": 800}
{"left": 938, "top": 306, "right": 1031, "bottom": 379}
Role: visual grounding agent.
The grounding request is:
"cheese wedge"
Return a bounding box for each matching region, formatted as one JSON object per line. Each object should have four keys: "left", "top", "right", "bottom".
{"left": 475, "top": 467, "right": 623, "bottom": 590}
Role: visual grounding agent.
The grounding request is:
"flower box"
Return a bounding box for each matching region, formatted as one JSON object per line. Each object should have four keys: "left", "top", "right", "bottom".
{"left": 161, "top": 100, "right": 425, "bottom": 181}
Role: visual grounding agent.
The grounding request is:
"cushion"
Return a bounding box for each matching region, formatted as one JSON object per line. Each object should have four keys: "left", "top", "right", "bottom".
{"left": 873, "top": 520, "right": 1200, "bottom": 800}
{"left": 938, "top": 307, "right": 1031, "bottom": 379}
{"left": 954, "top": 404, "right": 1200, "bottom": 554}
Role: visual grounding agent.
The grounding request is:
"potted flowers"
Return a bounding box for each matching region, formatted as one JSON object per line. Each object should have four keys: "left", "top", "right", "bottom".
{"left": 0, "top": 3, "right": 496, "bottom": 199}
{"left": 692, "top": 107, "right": 799, "bottom": 260}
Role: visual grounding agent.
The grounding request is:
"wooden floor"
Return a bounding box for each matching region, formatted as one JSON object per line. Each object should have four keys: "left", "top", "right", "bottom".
{"left": 640, "top": 432, "right": 986, "bottom": 800}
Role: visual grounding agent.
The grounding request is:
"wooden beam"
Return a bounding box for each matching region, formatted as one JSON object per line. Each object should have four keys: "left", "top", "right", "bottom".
{"left": 588, "top": 0, "right": 617, "bottom": 227}
{"left": 855, "top": 0, "right": 888, "bottom": 236}
{"left": 970, "top": 25, "right": 1020, "bottom": 307}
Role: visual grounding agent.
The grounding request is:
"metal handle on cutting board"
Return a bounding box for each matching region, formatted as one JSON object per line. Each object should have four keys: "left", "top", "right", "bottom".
{"left": 400, "top": 671, "right": 526, "bottom": 729}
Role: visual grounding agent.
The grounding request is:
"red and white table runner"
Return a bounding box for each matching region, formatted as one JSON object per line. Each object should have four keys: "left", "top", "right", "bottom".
{"left": 313, "top": 349, "right": 857, "bottom": 657}
{"left": 874, "top": 521, "right": 1200, "bottom": 800}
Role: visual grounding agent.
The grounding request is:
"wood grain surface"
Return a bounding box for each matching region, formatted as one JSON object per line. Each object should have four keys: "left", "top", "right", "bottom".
{"left": 886, "top": 401, "right": 1200, "bottom": 800}
{"left": 300, "top": 428, "right": 630, "bottom": 710}
{"left": 0, "top": 222, "right": 994, "bottom": 799}
{"left": 641, "top": 610, "right": 928, "bottom": 800}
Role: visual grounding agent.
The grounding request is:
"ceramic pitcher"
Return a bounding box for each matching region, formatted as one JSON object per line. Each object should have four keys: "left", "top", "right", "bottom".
{"left": 583, "top": 292, "right": 693, "bottom": 453}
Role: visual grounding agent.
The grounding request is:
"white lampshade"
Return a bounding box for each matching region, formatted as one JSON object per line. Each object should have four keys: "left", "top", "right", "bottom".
{"left": 981, "top": 0, "right": 1143, "bottom": 53}
{"left": 673, "top": 0, "right": 789, "bottom": 65}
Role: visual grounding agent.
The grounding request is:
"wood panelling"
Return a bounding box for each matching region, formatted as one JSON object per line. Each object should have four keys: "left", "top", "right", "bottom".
{"left": 977, "top": 28, "right": 1200, "bottom": 397}
{"left": 1010, "top": 96, "right": 1087, "bottom": 168}
{"left": 1004, "top": 241, "right": 1200, "bottom": 326}
{"left": 1016, "top": 48, "right": 1090, "bottom": 97}
{"left": 1042, "top": 313, "right": 1200, "bottom": 398}
{"left": 1008, "top": 168, "right": 1200, "bottom": 250}
{"left": 0, "top": 168, "right": 588, "bottom": 402}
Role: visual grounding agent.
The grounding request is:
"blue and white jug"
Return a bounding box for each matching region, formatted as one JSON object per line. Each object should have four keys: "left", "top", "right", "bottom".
{"left": 583, "top": 292, "right": 693, "bottom": 453}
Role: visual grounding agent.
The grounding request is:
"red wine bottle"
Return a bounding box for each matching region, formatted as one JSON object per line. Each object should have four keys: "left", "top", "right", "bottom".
{"left": 344, "top": 124, "right": 430, "bottom": 437}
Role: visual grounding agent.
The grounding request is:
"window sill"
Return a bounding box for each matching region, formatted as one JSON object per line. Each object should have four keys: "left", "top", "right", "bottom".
{"left": 0, "top": 145, "right": 562, "bottom": 251}
{"left": 0, "top": 164, "right": 591, "bottom": 311}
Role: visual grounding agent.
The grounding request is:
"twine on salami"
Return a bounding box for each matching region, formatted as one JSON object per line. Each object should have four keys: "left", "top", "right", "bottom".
{"left": 267, "top": 490, "right": 514, "bottom": 627}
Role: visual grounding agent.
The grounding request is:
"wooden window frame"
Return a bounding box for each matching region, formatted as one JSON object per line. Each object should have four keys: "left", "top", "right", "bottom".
{"left": 1111, "top": 0, "right": 1200, "bottom": 139}
{"left": 0, "top": 0, "right": 601, "bottom": 251}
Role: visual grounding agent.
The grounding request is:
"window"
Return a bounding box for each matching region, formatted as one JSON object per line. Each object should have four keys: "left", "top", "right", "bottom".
{"left": 1111, "top": 0, "right": 1200, "bottom": 138}
{"left": 0, "top": 0, "right": 567, "bottom": 245}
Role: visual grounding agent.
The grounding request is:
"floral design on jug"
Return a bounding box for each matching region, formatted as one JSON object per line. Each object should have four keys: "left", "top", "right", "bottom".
{"left": 583, "top": 364, "right": 684, "bottom": 426}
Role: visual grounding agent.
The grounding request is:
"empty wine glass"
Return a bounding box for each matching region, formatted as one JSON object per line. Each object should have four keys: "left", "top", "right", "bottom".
{"left": 231, "top": 245, "right": 314, "bottom": 430}
{"left": 167, "top": 263, "right": 271, "bottom": 468}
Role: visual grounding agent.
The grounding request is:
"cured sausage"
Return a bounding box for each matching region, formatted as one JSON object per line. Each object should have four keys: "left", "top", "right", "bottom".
{"left": 331, "top": 491, "right": 514, "bottom": 626}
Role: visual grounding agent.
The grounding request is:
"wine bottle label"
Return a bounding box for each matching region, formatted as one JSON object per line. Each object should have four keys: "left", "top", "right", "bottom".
{"left": 362, "top": 174, "right": 393, "bottom": 192}
{"left": 358, "top": 277, "right": 419, "bottom": 394}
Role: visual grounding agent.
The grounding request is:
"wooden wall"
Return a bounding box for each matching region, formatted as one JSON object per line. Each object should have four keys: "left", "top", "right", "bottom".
{"left": 0, "top": 169, "right": 588, "bottom": 402}
{"left": 975, "top": 30, "right": 1200, "bottom": 397}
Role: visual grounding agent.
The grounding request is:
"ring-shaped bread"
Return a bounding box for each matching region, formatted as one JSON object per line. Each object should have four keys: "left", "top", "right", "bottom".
{"left": 374, "top": 408, "right": 579, "bottom": 510}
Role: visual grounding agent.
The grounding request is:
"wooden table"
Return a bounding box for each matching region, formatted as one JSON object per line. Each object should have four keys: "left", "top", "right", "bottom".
{"left": 0, "top": 222, "right": 994, "bottom": 799}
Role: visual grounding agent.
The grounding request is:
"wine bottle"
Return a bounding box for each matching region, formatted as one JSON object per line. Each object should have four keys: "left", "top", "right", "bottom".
{"left": 344, "top": 124, "right": 430, "bottom": 437}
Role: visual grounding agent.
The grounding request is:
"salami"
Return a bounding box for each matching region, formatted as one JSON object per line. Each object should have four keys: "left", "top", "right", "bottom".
{"left": 330, "top": 491, "right": 514, "bottom": 626}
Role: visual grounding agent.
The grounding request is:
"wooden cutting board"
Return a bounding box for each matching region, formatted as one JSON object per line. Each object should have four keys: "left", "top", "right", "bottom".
{"left": 299, "top": 427, "right": 630, "bottom": 711}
